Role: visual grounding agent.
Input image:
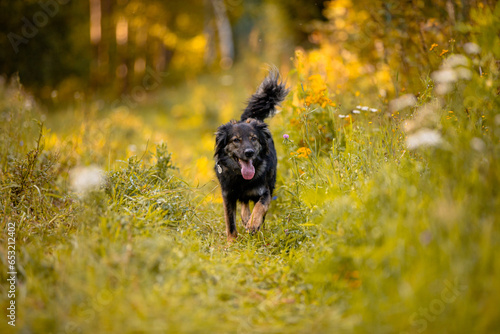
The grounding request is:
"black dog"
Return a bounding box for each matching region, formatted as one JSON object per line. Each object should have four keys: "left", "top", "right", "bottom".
{"left": 214, "top": 69, "right": 289, "bottom": 240}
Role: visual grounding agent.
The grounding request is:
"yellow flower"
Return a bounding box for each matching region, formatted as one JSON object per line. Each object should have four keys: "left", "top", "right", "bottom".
{"left": 308, "top": 74, "right": 327, "bottom": 93}
{"left": 439, "top": 49, "right": 449, "bottom": 57}
{"left": 290, "top": 118, "right": 300, "bottom": 127}
{"left": 295, "top": 147, "right": 312, "bottom": 158}
{"left": 429, "top": 43, "right": 438, "bottom": 51}
{"left": 304, "top": 92, "right": 335, "bottom": 108}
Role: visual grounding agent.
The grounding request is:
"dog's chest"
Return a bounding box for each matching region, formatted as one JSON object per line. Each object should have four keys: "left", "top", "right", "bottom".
{"left": 241, "top": 185, "right": 266, "bottom": 198}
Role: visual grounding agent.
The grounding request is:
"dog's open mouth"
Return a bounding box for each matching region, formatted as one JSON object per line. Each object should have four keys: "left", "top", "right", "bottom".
{"left": 238, "top": 159, "right": 255, "bottom": 180}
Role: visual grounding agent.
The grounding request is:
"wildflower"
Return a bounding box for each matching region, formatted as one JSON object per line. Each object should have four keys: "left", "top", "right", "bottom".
{"left": 464, "top": 42, "right": 481, "bottom": 55}
{"left": 403, "top": 102, "right": 440, "bottom": 134}
{"left": 338, "top": 114, "right": 348, "bottom": 118}
{"left": 389, "top": 94, "right": 417, "bottom": 112}
{"left": 435, "top": 83, "right": 451, "bottom": 95}
{"left": 439, "top": 49, "right": 449, "bottom": 57}
{"left": 290, "top": 118, "right": 300, "bottom": 127}
{"left": 361, "top": 106, "right": 369, "bottom": 111}
{"left": 308, "top": 74, "right": 327, "bottom": 93}
{"left": 352, "top": 109, "right": 361, "bottom": 114}
{"left": 432, "top": 54, "right": 472, "bottom": 93}
{"left": 456, "top": 67, "right": 472, "bottom": 80}
{"left": 431, "top": 69, "right": 457, "bottom": 84}
{"left": 294, "top": 147, "right": 312, "bottom": 158}
{"left": 128, "top": 144, "right": 137, "bottom": 153}
{"left": 304, "top": 92, "right": 335, "bottom": 108}
{"left": 406, "top": 128, "right": 442, "bottom": 150}
{"left": 432, "top": 66, "right": 460, "bottom": 95}
{"left": 429, "top": 43, "right": 438, "bottom": 51}
{"left": 370, "top": 108, "right": 378, "bottom": 112}
{"left": 443, "top": 54, "right": 469, "bottom": 69}
{"left": 470, "top": 137, "right": 485, "bottom": 152}
{"left": 70, "top": 165, "right": 104, "bottom": 195}
{"left": 283, "top": 134, "right": 289, "bottom": 140}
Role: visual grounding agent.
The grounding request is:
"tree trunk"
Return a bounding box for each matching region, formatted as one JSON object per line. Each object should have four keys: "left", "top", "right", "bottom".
{"left": 210, "top": 0, "right": 234, "bottom": 69}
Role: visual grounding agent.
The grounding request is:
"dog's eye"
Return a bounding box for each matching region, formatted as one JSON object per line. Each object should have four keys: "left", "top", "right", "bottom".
{"left": 233, "top": 138, "right": 241, "bottom": 143}
{"left": 250, "top": 136, "right": 258, "bottom": 142}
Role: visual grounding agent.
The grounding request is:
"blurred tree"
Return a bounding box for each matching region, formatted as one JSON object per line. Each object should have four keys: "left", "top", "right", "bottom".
{"left": 210, "top": 0, "right": 234, "bottom": 69}
{"left": 0, "top": 0, "right": 90, "bottom": 100}
{"left": 0, "top": 0, "right": 331, "bottom": 103}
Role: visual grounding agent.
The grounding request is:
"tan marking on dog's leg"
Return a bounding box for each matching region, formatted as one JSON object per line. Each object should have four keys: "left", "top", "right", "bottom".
{"left": 248, "top": 195, "right": 270, "bottom": 233}
{"left": 223, "top": 197, "right": 237, "bottom": 241}
{"left": 241, "top": 202, "right": 251, "bottom": 228}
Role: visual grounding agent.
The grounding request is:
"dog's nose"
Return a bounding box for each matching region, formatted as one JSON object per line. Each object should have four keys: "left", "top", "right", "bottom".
{"left": 244, "top": 149, "right": 255, "bottom": 158}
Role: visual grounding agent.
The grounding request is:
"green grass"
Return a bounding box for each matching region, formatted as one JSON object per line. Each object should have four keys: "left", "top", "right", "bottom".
{"left": 1, "top": 44, "right": 500, "bottom": 334}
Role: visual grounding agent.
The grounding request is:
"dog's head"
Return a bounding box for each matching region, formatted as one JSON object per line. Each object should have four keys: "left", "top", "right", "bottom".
{"left": 215, "top": 118, "right": 271, "bottom": 180}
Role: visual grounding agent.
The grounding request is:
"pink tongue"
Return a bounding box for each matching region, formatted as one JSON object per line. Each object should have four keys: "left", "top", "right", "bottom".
{"left": 240, "top": 160, "right": 255, "bottom": 180}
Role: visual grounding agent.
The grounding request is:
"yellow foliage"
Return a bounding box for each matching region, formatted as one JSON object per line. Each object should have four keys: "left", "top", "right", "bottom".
{"left": 291, "top": 147, "right": 312, "bottom": 159}
{"left": 195, "top": 156, "right": 212, "bottom": 184}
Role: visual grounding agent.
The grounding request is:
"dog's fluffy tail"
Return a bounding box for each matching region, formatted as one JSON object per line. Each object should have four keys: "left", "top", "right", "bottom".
{"left": 240, "top": 67, "right": 289, "bottom": 122}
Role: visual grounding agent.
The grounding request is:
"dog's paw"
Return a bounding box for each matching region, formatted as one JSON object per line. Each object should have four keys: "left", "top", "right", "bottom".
{"left": 246, "top": 222, "right": 261, "bottom": 234}
{"left": 227, "top": 231, "right": 238, "bottom": 242}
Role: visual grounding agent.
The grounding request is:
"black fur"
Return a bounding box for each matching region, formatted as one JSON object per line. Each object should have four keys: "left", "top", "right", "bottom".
{"left": 214, "top": 69, "right": 288, "bottom": 239}
{"left": 240, "top": 67, "right": 289, "bottom": 122}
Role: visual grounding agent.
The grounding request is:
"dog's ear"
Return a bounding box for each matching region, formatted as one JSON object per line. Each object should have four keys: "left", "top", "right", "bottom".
{"left": 214, "top": 123, "right": 230, "bottom": 159}
{"left": 251, "top": 121, "right": 272, "bottom": 154}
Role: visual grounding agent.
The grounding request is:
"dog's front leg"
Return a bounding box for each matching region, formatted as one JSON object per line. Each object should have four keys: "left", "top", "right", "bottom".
{"left": 241, "top": 201, "right": 251, "bottom": 228}
{"left": 247, "top": 191, "right": 271, "bottom": 233}
{"left": 223, "top": 194, "right": 238, "bottom": 241}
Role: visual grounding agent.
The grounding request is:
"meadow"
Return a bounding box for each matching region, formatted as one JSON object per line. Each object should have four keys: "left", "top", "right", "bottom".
{"left": 1, "top": 2, "right": 500, "bottom": 334}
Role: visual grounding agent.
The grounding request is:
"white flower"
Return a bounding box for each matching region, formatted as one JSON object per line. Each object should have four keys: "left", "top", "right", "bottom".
{"left": 338, "top": 114, "right": 348, "bottom": 118}
{"left": 24, "top": 99, "right": 33, "bottom": 110}
{"left": 403, "top": 102, "right": 441, "bottom": 134}
{"left": 370, "top": 108, "right": 378, "bottom": 112}
{"left": 432, "top": 69, "right": 458, "bottom": 84}
{"left": 435, "top": 83, "right": 452, "bottom": 95}
{"left": 128, "top": 144, "right": 137, "bottom": 153}
{"left": 470, "top": 137, "right": 485, "bottom": 152}
{"left": 361, "top": 106, "right": 369, "bottom": 111}
{"left": 464, "top": 42, "right": 481, "bottom": 55}
{"left": 406, "top": 128, "right": 442, "bottom": 150}
{"left": 352, "top": 109, "right": 361, "bottom": 114}
{"left": 442, "top": 54, "right": 469, "bottom": 69}
{"left": 389, "top": 94, "right": 417, "bottom": 112}
{"left": 432, "top": 55, "right": 472, "bottom": 96}
{"left": 70, "top": 165, "right": 104, "bottom": 195}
